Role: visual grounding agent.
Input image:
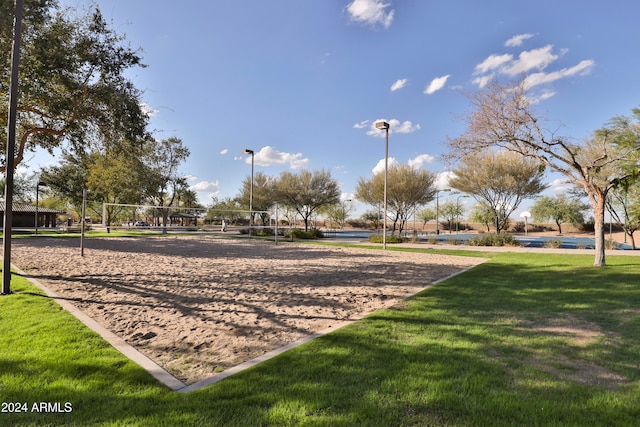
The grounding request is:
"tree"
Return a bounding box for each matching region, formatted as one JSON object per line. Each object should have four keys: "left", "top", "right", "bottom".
{"left": 470, "top": 201, "right": 495, "bottom": 232}
{"left": 606, "top": 182, "right": 640, "bottom": 249}
{"left": 207, "top": 197, "right": 242, "bottom": 225}
{"left": 1, "top": 1, "right": 149, "bottom": 171}
{"left": 323, "top": 200, "right": 353, "bottom": 230}
{"left": 448, "top": 79, "right": 640, "bottom": 265}
{"left": 86, "top": 150, "right": 146, "bottom": 228}
{"left": 438, "top": 200, "right": 465, "bottom": 233}
{"left": 141, "top": 137, "right": 190, "bottom": 226}
{"left": 417, "top": 207, "right": 436, "bottom": 230}
{"left": 39, "top": 152, "right": 90, "bottom": 211}
{"left": 0, "top": 169, "right": 41, "bottom": 204}
{"left": 531, "top": 194, "right": 589, "bottom": 234}
{"left": 360, "top": 210, "right": 382, "bottom": 230}
{"left": 274, "top": 169, "right": 340, "bottom": 232}
{"left": 235, "top": 171, "right": 276, "bottom": 226}
{"left": 355, "top": 164, "right": 436, "bottom": 234}
{"left": 449, "top": 150, "right": 546, "bottom": 234}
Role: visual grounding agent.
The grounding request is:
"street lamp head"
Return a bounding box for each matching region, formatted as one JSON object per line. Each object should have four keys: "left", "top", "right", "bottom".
{"left": 243, "top": 149, "right": 254, "bottom": 155}
{"left": 375, "top": 121, "right": 389, "bottom": 130}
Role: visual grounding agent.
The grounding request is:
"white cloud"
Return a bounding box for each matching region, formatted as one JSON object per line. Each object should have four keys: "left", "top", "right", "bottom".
{"left": 220, "top": 148, "right": 229, "bottom": 155}
{"left": 424, "top": 75, "right": 450, "bottom": 95}
{"left": 190, "top": 180, "right": 220, "bottom": 193}
{"left": 372, "top": 157, "right": 399, "bottom": 175}
{"left": 346, "top": 0, "right": 395, "bottom": 29}
{"left": 548, "top": 178, "right": 573, "bottom": 192}
{"left": 472, "top": 74, "right": 494, "bottom": 88}
{"left": 505, "top": 33, "right": 535, "bottom": 47}
{"left": 407, "top": 154, "right": 435, "bottom": 169}
{"left": 502, "top": 45, "right": 558, "bottom": 76}
{"left": 436, "top": 171, "right": 455, "bottom": 191}
{"left": 474, "top": 54, "right": 513, "bottom": 74}
{"left": 365, "top": 118, "right": 421, "bottom": 137}
{"left": 523, "top": 59, "right": 595, "bottom": 89}
{"left": 353, "top": 120, "right": 369, "bottom": 129}
{"left": 471, "top": 41, "right": 595, "bottom": 95}
{"left": 390, "top": 78, "right": 408, "bottom": 91}
{"left": 139, "top": 103, "right": 158, "bottom": 118}
{"left": 251, "top": 146, "right": 310, "bottom": 169}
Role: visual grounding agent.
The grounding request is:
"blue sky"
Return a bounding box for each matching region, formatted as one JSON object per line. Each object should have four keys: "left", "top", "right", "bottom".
{"left": 40, "top": 0, "right": 639, "bottom": 216}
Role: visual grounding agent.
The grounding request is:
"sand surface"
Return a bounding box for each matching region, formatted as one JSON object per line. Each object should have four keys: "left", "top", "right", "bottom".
{"left": 11, "top": 236, "right": 483, "bottom": 384}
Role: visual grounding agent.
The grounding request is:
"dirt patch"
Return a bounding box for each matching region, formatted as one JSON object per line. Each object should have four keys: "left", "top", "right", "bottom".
{"left": 12, "top": 236, "right": 484, "bottom": 384}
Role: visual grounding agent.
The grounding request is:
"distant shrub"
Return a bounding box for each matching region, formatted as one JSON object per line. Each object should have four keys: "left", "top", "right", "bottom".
{"left": 368, "top": 233, "right": 404, "bottom": 244}
{"left": 544, "top": 238, "right": 563, "bottom": 248}
{"left": 283, "top": 228, "right": 324, "bottom": 239}
{"left": 578, "top": 220, "right": 595, "bottom": 233}
{"left": 467, "top": 233, "right": 519, "bottom": 247}
{"left": 445, "top": 236, "right": 464, "bottom": 245}
{"left": 605, "top": 238, "right": 619, "bottom": 250}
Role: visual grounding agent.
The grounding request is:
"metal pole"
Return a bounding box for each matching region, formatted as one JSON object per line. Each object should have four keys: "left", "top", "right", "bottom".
{"left": 81, "top": 189, "right": 87, "bottom": 257}
{"left": 435, "top": 192, "right": 439, "bottom": 236}
{"left": 2, "top": 0, "right": 24, "bottom": 295}
{"left": 35, "top": 184, "right": 39, "bottom": 235}
{"left": 383, "top": 126, "right": 388, "bottom": 250}
{"left": 274, "top": 203, "right": 278, "bottom": 245}
{"left": 250, "top": 152, "right": 254, "bottom": 228}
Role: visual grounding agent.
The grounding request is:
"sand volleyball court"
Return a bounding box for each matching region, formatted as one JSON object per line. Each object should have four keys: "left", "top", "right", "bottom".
{"left": 11, "top": 236, "right": 483, "bottom": 384}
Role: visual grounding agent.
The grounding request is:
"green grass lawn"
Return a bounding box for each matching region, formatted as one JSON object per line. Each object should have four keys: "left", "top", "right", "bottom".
{"left": 1, "top": 247, "right": 639, "bottom": 426}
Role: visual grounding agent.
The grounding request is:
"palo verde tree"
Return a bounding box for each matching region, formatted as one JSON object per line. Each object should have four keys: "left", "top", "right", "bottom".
{"left": 449, "top": 150, "right": 547, "bottom": 234}
{"left": 274, "top": 169, "right": 340, "bottom": 232}
{"left": 606, "top": 182, "right": 640, "bottom": 250}
{"left": 531, "top": 194, "right": 589, "bottom": 234}
{"left": 448, "top": 79, "right": 640, "bottom": 266}
{"left": 236, "top": 171, "right": 276, "bottom": 226}
{"left": 356, "top": 164, "right": 437, "bottom": 234}
{"left": 438, "top": 200, "right": 466, "bottom": 233}
{"left": 1, "top": 1, "right": 149, "bottom": 171}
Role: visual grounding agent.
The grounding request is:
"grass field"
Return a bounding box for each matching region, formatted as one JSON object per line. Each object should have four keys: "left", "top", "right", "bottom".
{"left": 1, "top": 242, "right": 639, "bottom": 426}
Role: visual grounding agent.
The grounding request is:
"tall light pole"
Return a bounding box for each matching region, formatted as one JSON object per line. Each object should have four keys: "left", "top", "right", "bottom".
{"left": 243, "top": 149, "right": 255, "bottom": 229}
{"left": 375, "top": 121, "right": 390, "bottom": 249}
{"left": 455, "top": 195, "right": 469, "bottom": 234}
{"left": 435, "top": 189, "right": 451, "bottom": 235}
{"left": 2, "top": 0, "right": 24, "bottom": 295}
{"left": 35, "top": 181, "right": 46, "bottom": 234}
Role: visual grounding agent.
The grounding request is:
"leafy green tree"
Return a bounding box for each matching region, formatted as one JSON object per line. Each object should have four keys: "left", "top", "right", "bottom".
{"left": 39, "top": 152, "right": 90, "bottom": 211}
{"left": 531, "top": 194, "right": 589, "bottom": 234}
{"left": 0, "top": 170, "right": 42, "bottom": 204}
{"left": 235, "top": 172, "right": 276, "bottom": 226}
{"left": 141, "top": 137, "right": 190, "bottom": 225}
{"left": 1, "top": 1, "right": 148, "bottom": 171}
{"left": 417, "top": 207, "right": 436, "bottom": 230}
{"left": 471, "top": 201, "right": 497, "bottom": 233}
{"left": 360, "top": 210, "right": 382, "bottom": 230}
{"left": 449, "top": 150, "right": 547, "bottom": 234}
{"left": 274, "top": 169, "right": 340, "bottom": 232}
{"left": 207, "top": 197, "right": 242, "bottom": 224}
{"left": 606, "top": 182, "right": 640, "bottom": 249}
{"left": 323, "top": 200, "right": 353, "bottom": 230}
{"left": 355, "top": 164, "right": 436, "bottom": 234}
{"left": 86, "top": 150, "right": 146, "bottom": 228}
{"left": 438, "top": 200, "right": 465, "bottom": 233}
{"left": 448, "top": 79, "right": 640, "bottom": 266}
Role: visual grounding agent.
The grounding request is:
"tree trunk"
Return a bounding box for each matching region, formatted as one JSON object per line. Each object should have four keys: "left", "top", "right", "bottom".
{"left": 593, "top": 198, "right": 606, "bottom": 266}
